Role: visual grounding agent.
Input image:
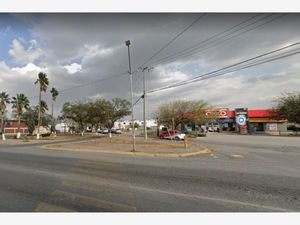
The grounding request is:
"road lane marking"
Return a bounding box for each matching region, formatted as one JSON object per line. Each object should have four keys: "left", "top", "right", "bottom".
{"left": 35, "top": 202, "right": 73, "bottom": 212}
{"left": 67, "top": 173, "right": 127, "bottom": 186}
{"left": 230, "top": 154, "right": 244, "bottom": 158}
{"left": 74, "top": 163, "right": 123, "bottom": 172}
{"left": 69, "top": 167, "right": 123, "bottom": 178}
{"left": 61, "top": 180, "right": 129, "bottom": 197}
{"left": 52, "top": 190, "right": 136, "bottom": 212}
{"left": 78, "top": 160, "right": 123, "bottom": 168}
{"left": 126, "top": 185, "right": 290, "bottom": 212}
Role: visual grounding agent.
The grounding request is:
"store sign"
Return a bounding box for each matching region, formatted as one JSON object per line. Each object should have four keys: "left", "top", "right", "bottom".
{"left": 205, "top": 108, "right": 229, "bottom": 118}
{"left": 236, "top": 115, "right": 247, "bottom": 125}
{"left": 235, "top": 108, "right": 248, "bottom": 134}
{"left": 266, "top": 123, "right": 278, "bottom": 131}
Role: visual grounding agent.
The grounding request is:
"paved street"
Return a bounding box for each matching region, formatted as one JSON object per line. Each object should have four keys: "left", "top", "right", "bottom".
{"left": 0, "top": 134, "right": 299, "bottom": 212}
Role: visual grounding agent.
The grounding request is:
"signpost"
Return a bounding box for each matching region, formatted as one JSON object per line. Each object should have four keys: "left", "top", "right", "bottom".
{"left": 235, "top": 108, "right": 248, "bottom": 134}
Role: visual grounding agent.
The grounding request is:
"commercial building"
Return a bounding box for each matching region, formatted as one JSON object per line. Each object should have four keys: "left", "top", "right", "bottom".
{"left": 206, "top": 108, "right": 287, "bottom": 135}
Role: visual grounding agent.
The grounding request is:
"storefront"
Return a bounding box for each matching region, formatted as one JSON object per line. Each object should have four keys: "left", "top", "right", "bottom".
{"left": 206, "top": 108, "right": 287, "bottom": 134}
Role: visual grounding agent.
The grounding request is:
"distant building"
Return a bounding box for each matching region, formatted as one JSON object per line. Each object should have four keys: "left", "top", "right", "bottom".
{"left": 114, "top": 119, "right": 159, "bottom": 129}
{"left": 3, "top": 119, "right": 28, "bottom": 135}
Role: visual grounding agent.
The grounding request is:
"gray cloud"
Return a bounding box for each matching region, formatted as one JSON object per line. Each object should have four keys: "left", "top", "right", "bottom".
{"left": 2, "top": 13, "right": 300, "bottom": 119}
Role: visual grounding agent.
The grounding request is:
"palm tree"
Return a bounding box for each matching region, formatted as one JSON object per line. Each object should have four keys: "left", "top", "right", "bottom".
{"left": 11, "top": 94, "right": 30, "bottom": 139}
{"left": 40, "top": 100, "right": 49, "bottom": 116}
{"left": 40, "top": 100, "right": 48, "bottom": 132}
{"left": 50, "top": 87, "right": 59, "bottom": 134}
{"left": 0, "top": 92, "right": 10, "bottom": 141}
{"left": 50, "top": 87, "right": 59, "bottom": 118}
{"left": 34, "top": 72, "right": 49, "bottom": 139}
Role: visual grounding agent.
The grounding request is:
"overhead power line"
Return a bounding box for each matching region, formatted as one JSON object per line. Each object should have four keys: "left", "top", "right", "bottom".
{"left": 150, "top": 14, "right": 287, "bottom": 67}
{"left": 148, "top": 41, "right": 300, "bottom": 94}
{"left": 139, "top": 13, "right": 206, "bottom": 68}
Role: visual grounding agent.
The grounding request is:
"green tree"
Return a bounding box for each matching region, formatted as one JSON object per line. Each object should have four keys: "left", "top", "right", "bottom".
{"left": 22, "top": 106, "right": 52, "bottom": 135}
{"left": 34, "top": 72, "right": 49, "bottom": 139}
{"left": 61, "top": 101, "right": 90, "bottom": 136}
{"left": 0, "top": 92, "right": 10, "bottom": 140}
{"left": 275, "top": 92, "right": 300, "bottom": 124}
{"left": 105, "top": 98, "right": 131, "bottom": 130}
{"left": 11, "top": 93, "right": 30, "bottom": 139}
{"left": 154, "top": 99, "right": 210, "bottom": 131}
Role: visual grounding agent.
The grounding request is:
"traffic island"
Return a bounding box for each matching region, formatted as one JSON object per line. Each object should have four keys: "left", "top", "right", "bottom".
{"left": 42, "top": 136, "right": 211, "bottom": 158}
{"left": 0, "top": 133, "right": 99, "bottom": 145}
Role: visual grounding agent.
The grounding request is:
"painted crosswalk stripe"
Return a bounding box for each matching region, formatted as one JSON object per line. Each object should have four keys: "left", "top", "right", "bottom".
{"left": 61, "top": 180, "right": 130, "bottom": 197}
{"left": 67, "top": 173, "right": 128, "bottom": 187}
{"left": 69, "top": 167, "right": 123, "bottom": 178}
{"left": 35, "top": 202, "right": 73, "bottom": 212}
{"left": 52, "top": 190, "right": 137, "bottom": 212}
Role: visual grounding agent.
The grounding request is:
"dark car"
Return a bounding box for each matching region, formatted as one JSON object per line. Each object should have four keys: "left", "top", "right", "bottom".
{"left": 287, "top": 125, "right": 300, "bottom": 132}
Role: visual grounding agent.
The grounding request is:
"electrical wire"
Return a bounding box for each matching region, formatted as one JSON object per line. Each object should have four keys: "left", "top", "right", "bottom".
{"left": 148, "top": 41, "right": 300, "bottom": 94}
{"left": 138, "top": 13, "right": 206, "bottom": 68}
{"left": 150, "top": 14, "right": 287, "bottom": 67}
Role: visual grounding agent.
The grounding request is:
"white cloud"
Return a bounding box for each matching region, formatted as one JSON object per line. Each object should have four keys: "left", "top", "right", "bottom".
{"left": 63, "top": 63, "right": 82, "bottom": 74}
{"left": 11, "top": 63, "right": 45, "bottom": 75}
{"left": 8, "top": 39, "right": 44, "bottom": 65}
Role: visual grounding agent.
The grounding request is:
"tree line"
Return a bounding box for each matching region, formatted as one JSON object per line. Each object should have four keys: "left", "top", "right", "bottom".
{"left": 0, "top": 72, "right": 58, "bottom": 140}
{"left": 60, "top": 98, "right": 131, "bottom": 136}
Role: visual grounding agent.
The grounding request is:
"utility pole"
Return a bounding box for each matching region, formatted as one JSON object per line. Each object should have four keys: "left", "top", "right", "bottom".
{"left": 142, "top": 66, "right": 153, "bottom": 140}
{"left": 125, "top": 40, "right": 136, "bottom": 152}
{"left": 142, "top": 67, "right": 148, "bottom": 140}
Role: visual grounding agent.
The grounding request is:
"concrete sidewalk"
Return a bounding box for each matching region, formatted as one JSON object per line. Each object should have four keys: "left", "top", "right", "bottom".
{"left": 42, "top": 136, "right": 211, "bottom": 157}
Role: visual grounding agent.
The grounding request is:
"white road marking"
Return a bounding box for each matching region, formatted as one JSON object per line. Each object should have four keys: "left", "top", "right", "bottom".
{"left": 127, "top": 185, "right": 291, "bottom": 212}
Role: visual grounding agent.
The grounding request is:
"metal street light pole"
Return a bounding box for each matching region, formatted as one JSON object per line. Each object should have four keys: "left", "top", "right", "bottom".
{"left": 125, "top": 40, "right": 136, "bottom": 152}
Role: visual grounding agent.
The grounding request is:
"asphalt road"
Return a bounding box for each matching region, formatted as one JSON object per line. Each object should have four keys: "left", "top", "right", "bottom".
{"left": 0, "top": 134, "right": 299, "bottom": 212}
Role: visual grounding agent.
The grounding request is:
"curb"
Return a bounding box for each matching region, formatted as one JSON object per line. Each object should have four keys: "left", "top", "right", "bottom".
{"left": 41, "top": 145, "right": 211, "bottom": 158}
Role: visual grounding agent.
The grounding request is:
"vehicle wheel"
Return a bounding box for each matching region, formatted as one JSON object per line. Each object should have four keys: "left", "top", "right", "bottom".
{"left": 175, "top": 136, "right": 180, "bottom": 141}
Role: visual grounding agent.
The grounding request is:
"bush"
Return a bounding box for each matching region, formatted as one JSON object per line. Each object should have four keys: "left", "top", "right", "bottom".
{"left": 185, "top": 131, "right": 206, "bottom": 138}
{"left": 41, "top": 133, "right": 51, "bottom": 137}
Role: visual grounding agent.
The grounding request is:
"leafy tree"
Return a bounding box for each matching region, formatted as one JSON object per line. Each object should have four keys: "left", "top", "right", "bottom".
{"left": 61, "top": 101, "right": 90, "bottom": 136}
{"left": 105, "top": 98, "right": 131, "bottom": 129}
{"left": 60, "top": 98, "right": 131, "bottom": 136}
{"left": 22, "top": 106, "right": 52, "bottom": 135}
{"left": 154, "top": 99, "right": 211, "bottom": 130}
{"left": 0, "top": 92, "right": 10, "bottom": 140}
{"left": 275, "top": 92, "right": 300, "bottom": 124}
{"left": 34, "top": 72, "right": 49, "bottom": 138}
{"left": 11, "top": 93, "right": 30, "bottom": 138}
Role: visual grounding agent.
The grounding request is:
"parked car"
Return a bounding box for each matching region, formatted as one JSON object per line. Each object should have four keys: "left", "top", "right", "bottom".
{"left": 111, "top": 129, "right": 122, "bottom": 134}
{"left": 287, "top": 125, "right": 300, "bottom": 132}
{"left": 100, "top": 128, "right": 109, "bottom": 134}
{"left": 159, "top": 130, "right": 185, "bottom": 141}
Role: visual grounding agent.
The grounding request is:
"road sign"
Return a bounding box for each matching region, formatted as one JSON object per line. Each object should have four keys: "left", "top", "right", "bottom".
{"left": 236, "top": 115, "right": 246, "bottom": 125}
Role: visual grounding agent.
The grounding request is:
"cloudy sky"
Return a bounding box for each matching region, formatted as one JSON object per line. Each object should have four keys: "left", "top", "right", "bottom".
{"left": 1, "top": 13, "right": 300, "bottom": 120}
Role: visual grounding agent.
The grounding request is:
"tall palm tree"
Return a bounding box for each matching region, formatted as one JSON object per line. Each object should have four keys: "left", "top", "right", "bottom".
{"left": 39, "top": 100, "right": 48, "bottom": 131}
{"left": 34, "top": 72, "right": 49, "bottom": 139}
{"left": 0, "top": 92, "right": 10, "bottom": 141}
{"left": 11, "top": 94, "right": 30, "bottom": 139}
{"left": 40, "top": 100, "right": 49, "bottom": 116}
{"left": 50, "top": 87, "right": 59, "bottom": 134}
{"left": 50, "top": 87, "right": 59, "bottom": 118}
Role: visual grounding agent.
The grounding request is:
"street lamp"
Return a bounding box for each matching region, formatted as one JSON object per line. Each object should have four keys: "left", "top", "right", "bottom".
{"left": 125, "top": 40, "right": 136, "bottom": 152}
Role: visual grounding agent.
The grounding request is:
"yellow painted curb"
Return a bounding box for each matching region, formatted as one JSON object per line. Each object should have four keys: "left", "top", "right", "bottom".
{"left": 41, "top": 145, "right": 211, "bottom": 158}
